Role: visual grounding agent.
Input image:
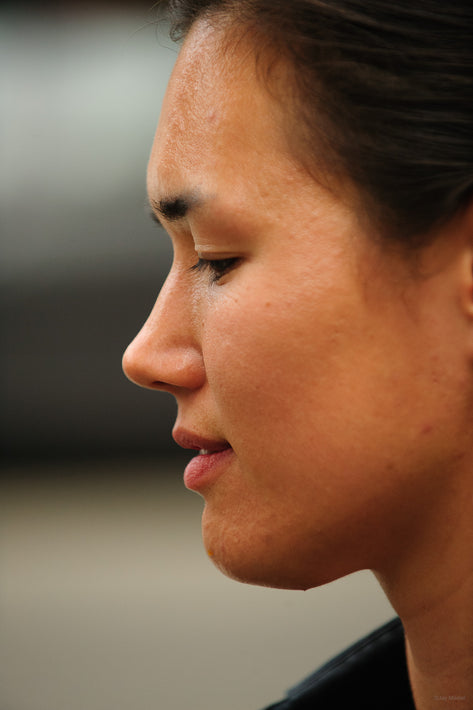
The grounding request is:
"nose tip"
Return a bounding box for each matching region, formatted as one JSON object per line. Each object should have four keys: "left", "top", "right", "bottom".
{"left": 122, "top": 325, "right": 205, "bottom": 393}
{"left": 122, "top": 337, "right": 148, "bottom": 388}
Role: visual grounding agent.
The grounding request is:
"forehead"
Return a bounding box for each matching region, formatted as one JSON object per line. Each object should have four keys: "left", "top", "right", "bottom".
{"left": 147, "top": 20, "right": 293, "bottom": 202}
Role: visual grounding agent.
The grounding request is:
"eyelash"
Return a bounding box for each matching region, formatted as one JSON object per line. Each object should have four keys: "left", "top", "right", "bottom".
{"left": 189, "top": 257, "right": 240, "bottom": 284}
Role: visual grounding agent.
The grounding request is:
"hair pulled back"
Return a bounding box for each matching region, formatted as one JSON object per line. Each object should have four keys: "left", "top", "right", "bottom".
{"left": 156, "top": 0, "right": 473, "bottom": 247}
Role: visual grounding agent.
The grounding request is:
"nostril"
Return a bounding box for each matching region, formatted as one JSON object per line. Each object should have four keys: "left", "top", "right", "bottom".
{"left": 151, "top": 380, "right": 170, "bottom": 388}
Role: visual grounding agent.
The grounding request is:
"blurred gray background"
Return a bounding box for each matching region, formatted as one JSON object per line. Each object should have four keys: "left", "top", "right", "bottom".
{"left": 2, "top": 2, "right": 177, "bottom": 462}
{"left": 1, "top": 4, "right": 395, "bottom": 710}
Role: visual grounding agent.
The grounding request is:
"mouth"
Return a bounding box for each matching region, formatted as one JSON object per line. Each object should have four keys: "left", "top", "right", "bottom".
{"left": 198, "top": 445, "right": 230, "bottom": 455}
{"left": 172, "top": 428, "right": 233, "bottom": 492}
{"left": 172, "top": 428, "right": 232, "bottom": 455}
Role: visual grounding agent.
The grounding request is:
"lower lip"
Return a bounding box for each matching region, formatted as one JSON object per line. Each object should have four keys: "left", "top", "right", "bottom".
{"left": 183, "top": 448, "right": 233, "bottom": 491}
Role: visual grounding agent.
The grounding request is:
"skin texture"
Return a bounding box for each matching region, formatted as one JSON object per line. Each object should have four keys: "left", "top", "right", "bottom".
{"left": 123, "top": 19, "right": 473, "bottom": 709}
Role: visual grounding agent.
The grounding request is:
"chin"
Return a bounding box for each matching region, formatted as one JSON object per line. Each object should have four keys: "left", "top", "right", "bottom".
{"left": 201, "top": 512, "right": 350, "bottom": 592}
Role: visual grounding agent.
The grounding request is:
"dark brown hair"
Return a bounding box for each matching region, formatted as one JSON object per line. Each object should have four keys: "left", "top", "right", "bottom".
{"left": 155, "top": 0, "right": 473, "bottom": 246}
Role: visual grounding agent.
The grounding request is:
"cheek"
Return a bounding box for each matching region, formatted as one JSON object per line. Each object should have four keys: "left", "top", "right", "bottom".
{"left": 203, "top": 279, "right": 360, "bottom": 445}
{"left": 203, "top": 296, "right": 307, "bottom": 435}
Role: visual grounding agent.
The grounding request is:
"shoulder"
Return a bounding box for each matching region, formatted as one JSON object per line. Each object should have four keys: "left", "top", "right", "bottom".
{"left": 262, "top": 618, "right": 416, "bottom": 710}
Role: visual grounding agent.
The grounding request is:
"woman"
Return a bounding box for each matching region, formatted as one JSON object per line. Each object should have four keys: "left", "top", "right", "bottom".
{"left": 123, "top": 1, "right": 473, "bottom": 707}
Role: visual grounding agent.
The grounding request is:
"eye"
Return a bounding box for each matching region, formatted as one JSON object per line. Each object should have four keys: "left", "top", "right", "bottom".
{"left": 189, "top": 257, "right": 240, "bottom": 284}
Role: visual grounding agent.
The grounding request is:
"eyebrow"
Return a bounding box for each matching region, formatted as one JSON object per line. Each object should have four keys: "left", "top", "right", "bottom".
{"left": 149, "top": 193, "right": 201, "bottom": 227}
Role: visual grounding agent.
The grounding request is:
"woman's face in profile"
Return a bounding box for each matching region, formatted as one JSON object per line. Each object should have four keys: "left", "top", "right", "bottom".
{"left": 123, "top": 21, "right": 468, "bottom": 591}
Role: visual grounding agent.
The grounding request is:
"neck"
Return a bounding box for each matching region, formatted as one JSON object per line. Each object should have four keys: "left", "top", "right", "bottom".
{"left": 374, "top": 472, "right": 473, "bottom": 710}
{"left": 403, "top": 577, "right": 473, "bottom": 710}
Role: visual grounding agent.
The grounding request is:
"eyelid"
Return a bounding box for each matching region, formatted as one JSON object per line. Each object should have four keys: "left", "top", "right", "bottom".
{"left": 189, "top": 256, "right": 240, "bottom": 284}
{"left": 193, "top": 248, "right": 238, "bottom": 264}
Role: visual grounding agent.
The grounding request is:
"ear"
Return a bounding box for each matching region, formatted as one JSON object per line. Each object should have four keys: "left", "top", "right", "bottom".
{"left": 419, "top": 198, "right": 473, "bottom": 361}
{"left": 456, "top": 199, "right": 473, "bottom": 319}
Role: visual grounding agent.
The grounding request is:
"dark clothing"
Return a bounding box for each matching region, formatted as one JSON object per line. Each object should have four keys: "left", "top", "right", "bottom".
{"left": 263, "top": 617, "right": 416, "bottom": 709}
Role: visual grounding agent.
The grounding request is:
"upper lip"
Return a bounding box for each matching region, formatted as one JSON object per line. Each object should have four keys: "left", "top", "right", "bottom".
{"left": 172, "top": 428, "right": 231, "bottom": 453}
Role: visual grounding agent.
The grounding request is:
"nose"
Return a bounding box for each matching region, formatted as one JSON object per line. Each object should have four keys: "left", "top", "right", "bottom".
{"left": 122, "top": 271, "right": 205, "bottom": 394}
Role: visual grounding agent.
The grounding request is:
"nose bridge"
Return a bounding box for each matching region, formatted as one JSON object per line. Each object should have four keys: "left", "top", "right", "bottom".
{"left": 122, "top": 269, "right": 205, "bottom": 392}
